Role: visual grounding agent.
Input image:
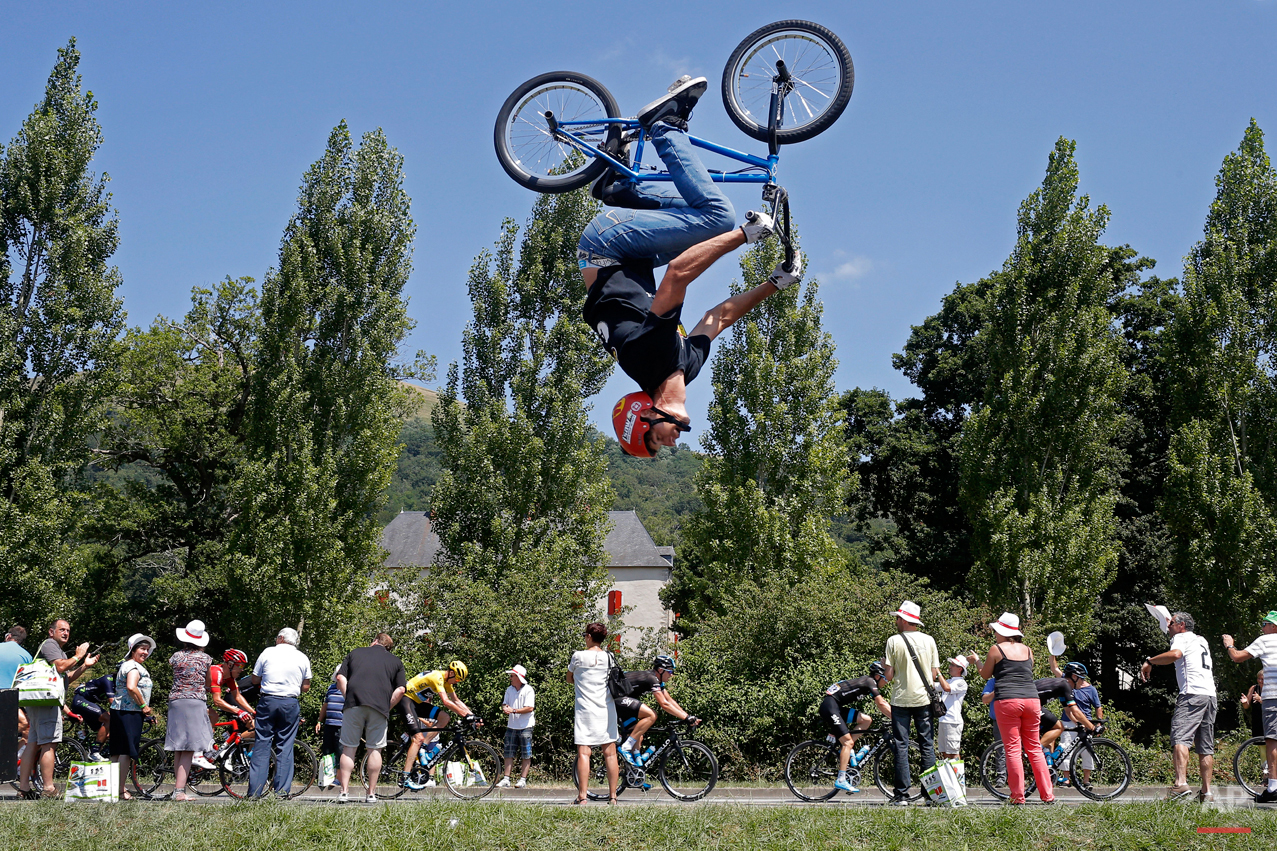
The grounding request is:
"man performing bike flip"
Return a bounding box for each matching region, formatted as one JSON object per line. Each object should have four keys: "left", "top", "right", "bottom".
{"left": 616, "top": 655, "right": 699, "bottom": 767}
{"left": 820, "top": 662, "right": 893, "bottom": 794}
{"left": 580, "top": 76, "right": 801, "bottom": 457}
{"left": 400, "top": 661, "right": 478, "bottom": 790}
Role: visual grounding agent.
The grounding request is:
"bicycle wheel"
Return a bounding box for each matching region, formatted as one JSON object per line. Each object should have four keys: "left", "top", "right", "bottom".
{"left": 978, "top": 742, "right": 1036, "bottom": 800}
{"left": 218, "top": 743, "right": 253, "bottom": 799}
{"left": 362, "top": 741, "right": 411, "bottom": 799}
{"left": 1069, "top": 737, "right": 1131, "bottom": 801}
{"left": 187, "top": 763, "right": 223, "bottom": 797}
{"left": 284, "top": 739, "right": 318, "bottom": 798}
{"left": 571, "top": 747, "right": 628, "bottom": 801}
{"left": 1234, "top": 736, "right": 1269, "bottom": 797}
{"left": 872, "top": 739, "right": 928, "bottom": 802}
{"left": 656, "top": 740, "right": 718, "bottom": 802}
{"left": 721, "top": 20, "right": 854, "bottom": 145}
{"left": 783, "top": 739, "right": 840, "bottom": 802}
{"left": 133, "top": 738, "right": 176, "bottom": 799}
{"left": 441, "top": 739, "right": 500, "bottom": 800}
{"left": 495, "top": 71, "right": 620, "bottom": 193}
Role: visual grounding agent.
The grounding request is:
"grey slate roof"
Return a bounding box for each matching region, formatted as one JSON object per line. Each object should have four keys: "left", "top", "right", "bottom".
{"left": 380, "top": 510, "right": 670, "bottom": 568}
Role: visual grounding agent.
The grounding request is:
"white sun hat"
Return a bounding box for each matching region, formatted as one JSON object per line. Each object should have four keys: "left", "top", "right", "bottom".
{"left": 893, "top": 600, "right": 924, "bottom": 626}
{"left": 1047, "top": 631, "right": 1067, "bottom": 656}
{"left": 176, "top": 619, "right": 210, "bottom": 647}
{"left": 1145, "top": 603, "right": 1171, "bottom": 635}
{"left": 990, "top": 612, "right": 1023, "bottom": 638}
{"left": 948, "top": 655, "right": 970, "bottom": 671}
{"left": 505, "top": 664, "right": 528, "bottom": 685}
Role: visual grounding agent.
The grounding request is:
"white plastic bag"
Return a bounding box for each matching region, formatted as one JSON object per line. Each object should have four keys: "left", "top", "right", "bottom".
{"left": 920, "top": 758, "right": 967, "bottom": 807}
{"left": 65, "top": 760, "right": 118, "bottom": 802}
{"left": 13, "top": 660, "right": 64, "bottom": 707}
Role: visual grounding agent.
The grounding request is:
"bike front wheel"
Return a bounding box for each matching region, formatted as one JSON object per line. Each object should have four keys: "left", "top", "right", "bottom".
{"left": 783, "top": 739, "right": 839, "bottom": 802}
{"left": 872, "top": 739, "right": 928, "bottom": 802}
{"left": 657, "top": 740, "right": 718, "bottom": 802}
{"left": 132, "top": 738, "right": 175, "bottom": 799}
{"left": 495, "top": 71, "right": 620, "bottom": 193}
{"left": 978, "top": 742, "right": 1038, "bottom": 800}
{"left": 15, "top": 737, "right": 89, "bottom": 793}
{"left": 1234, "top": 736, "right": 1269, "bottom": 797}
{"left": 442, "top": 739, "right": 500, "bottom": 800}
{"left": 570, "top": 747, "right": 629, "bottom": 801}
{"left": 218, "top": 743, "right": 253, "bottom": 799}
{"left": 1068, "top": 737, "right": 1131, "bottom": 801}
{"left": 721, "top": 19, "right": 854, "bottom": 145}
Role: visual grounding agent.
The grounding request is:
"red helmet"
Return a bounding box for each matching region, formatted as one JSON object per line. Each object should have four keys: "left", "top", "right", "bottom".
{"left": 222, "top": 648, "right": 248, "bottom": 665}
{"left": 613, "top": 392, "right": 656, "bottom": 457}
{"left": 612, "top": 392, "right": 691, "bottom": 458}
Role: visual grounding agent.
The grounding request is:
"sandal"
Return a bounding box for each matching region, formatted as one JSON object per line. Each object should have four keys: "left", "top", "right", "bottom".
{"left": 573, "top": 795, "right": 587, "bottom": 805}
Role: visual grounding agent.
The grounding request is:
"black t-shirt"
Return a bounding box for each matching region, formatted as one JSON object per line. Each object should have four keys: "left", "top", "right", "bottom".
{"left": 824, "top": 677, "right": 880, "bottom": 707}
{"left": 582, "top": 262, "right": 711, "bottom": 395}
{"left": 1035, "top": 677, "right": 1077, "bottom": 706}
{"left": 623, "top": 670, "right": 666, "bottom": 697}
{"left": 338, "top": 645, "right": 408, "bottom": 714}
{"left": 236, "top": 673, "right": 260, "bottom": 704}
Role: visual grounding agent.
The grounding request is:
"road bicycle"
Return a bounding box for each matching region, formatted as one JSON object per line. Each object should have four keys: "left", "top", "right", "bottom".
{"left": 572, "top": 719, "right": 719, "bottom": 802}
{"left": 10, "top": 721, "right": 88, "bottom": 795}
{"left": 1233, "top": 735, "right": 1273, "bottom": 797}
{"left": 784, "top": 718, "right": 928, "bottom": 802}
{"left": 978, "top": 727, "right": 1132, "bottom": 801}
{"left": 494, "top": 19, "right": 854, "bottom": 272}
{"left": 361, "top": 716, "right": 500, "bottom": 801}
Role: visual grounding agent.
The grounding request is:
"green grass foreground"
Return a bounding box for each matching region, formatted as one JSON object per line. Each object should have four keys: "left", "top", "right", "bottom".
{"left": 2, "top": 801, "right": 1276, "bottom": 851}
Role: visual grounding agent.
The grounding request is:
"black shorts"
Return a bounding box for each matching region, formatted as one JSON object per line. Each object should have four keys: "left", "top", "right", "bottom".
{"left": 819, "top": 695, "right": 865, "bottom": 739}
{"left": 616, "top": 696, "right": 643, "bottom": 727}
{"left": 1039, "top": 709, "right": 1061, "bottom": 735}
{"left": 399, "top": 697, "right": 440, "bottom": 734}
{"left": 71, "top": 697, "right": 107, "bottom": 730}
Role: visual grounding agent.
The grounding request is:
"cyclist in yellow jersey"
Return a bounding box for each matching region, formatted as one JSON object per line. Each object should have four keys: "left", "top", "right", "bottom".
{"left": 401, "top": 661, "right": 477, "bottom": 790}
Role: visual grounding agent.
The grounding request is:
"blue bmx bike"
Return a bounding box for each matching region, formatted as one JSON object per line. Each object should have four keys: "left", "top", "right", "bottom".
{"left": 494, "top": 20, "right": 854, "bottom": 268}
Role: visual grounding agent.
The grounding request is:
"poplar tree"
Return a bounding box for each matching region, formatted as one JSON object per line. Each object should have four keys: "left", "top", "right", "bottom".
{"left": 1163, "top": 120, "right": 1277, "bottom": 643}
{"left": 958, "top": 138, "right": 1132, "bottom": 644}
{"left": 0, "top": 40, "right": 125, "bottom": 627}
{"left": 668, "top": 234, "right": 849, "bottom": 627}
{"left": 229, "top": 122, "right": 415, "bottom": 649}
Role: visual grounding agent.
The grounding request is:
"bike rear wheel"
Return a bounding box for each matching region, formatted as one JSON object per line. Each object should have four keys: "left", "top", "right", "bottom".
{"left": 1068, "top": 737, "right": 1131, "bottom": 801}
{"left": 363, "top": 742, "right": 412, "bottom": 799}
{"left": 133, "top": 737, "right": 176, "bottom": 799}
{"left": 441, "top": 739, "right": 500, "bottom": 800}
{"left": 978, "top": 742, "right": 1038, "bottom": 800}
{"left": 872, "top": 739, "right": 928, "bottom": 802}
{"left": 571, "top": 747, "right": 629, "bottom": 801}
{"left": 721, "top": 19, "right": 854, "bottom": 145}
{"left": 187, "top": 762, "right": 223, "bottom": 796}
{"left": 657, "top": 740, "right": 718, "bottom": 802}
{"left": 495, "top": 71, "right": 620, "bottom": 193}
{"left": 783, "top": 739, "right": 839, "bottom": 802}
{"left": 13, "top": 737, "right": 88, "bottom": 794}
{"left": 1234, "top": 736, "right": 1269, "bottom": 797}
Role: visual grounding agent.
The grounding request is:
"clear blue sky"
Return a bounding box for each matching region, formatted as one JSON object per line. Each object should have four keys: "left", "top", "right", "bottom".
{"left": 5, "top": 2, "right": 1276, "bottom": 447}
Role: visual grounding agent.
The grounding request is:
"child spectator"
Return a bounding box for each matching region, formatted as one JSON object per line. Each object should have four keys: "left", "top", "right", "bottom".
{"left": 497, "top": 664, "right": 535, "bottom": 788}
{"left": 937, "top": 655, "right": 973, "bottom": 760}
{"left": 314, "top": 666, "right": 345, "bottom": 779}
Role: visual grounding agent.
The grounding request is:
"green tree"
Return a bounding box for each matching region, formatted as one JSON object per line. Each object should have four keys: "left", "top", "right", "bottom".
{"left": 1163, "top": 120, "right": 1277, "bottom": 649}
{"left": 958, "top": 138, "right": 1135, "bottom": 645}
{"left": 667, "top": 235, "right": 849, "bottom": 627}
{"left": 406, "top": 188, "right": 614, "bottom": 746}
{"left": 228, "top": 122, "right": 416, "bottom": 650}
{"left": 0, "top": 40, "right": 126, "bottom": 629}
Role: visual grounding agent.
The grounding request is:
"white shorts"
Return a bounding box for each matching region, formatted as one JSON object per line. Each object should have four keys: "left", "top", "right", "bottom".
{"left": 936, "top": 721, "right": 963, "bottom": 755}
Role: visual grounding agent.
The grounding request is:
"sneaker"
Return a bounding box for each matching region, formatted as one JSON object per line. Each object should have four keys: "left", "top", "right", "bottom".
{"left": 365, "top": 794, "right": 378, "bottom": 803}
{"left": 766, "top": 255, "right": 803, "bottom": 290}
{"left": 337, "top": 791, "right": 349, "bottom": 804}
{"left": 515, "top": 777, "right": 527, "bottom": 788}
{"left": 496, "top": 776, "right": 512, "bottom": 788}
{"left": 424, "top": 779, "right": 436, "bottom": 788}
{"left": 740, "top": 210, "right": 774, "bottom": 244}
{"left": 192, "top": 754, "right": 216, "bottom": 771}
{"left": 833, "top": 776, "right": 859, "bottom": 794}
{"left": 403, "top": 776, "right": 427, "bottom": 791}
{"left": 637, "top": 76, "right": 708, "bottom": 129}
{"left": 1164, "top": 784, "right": 1193, "bottom": 801}
{"left": 1254, "top": 788, "right": 1277, "bottom": 804}
{"left": 889, "top": 793, "right": 911, "bottom": 807}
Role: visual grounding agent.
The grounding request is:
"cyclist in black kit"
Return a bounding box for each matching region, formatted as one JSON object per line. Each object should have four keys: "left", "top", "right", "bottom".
{"left": 1035, "top": 675, "right": 1098, "bottom": 758}
{"left": 616, "top": 655, "right": 699, "bottom": 766}
{"left": 821, "top": 662, "right": 893, "bottom": 793}
{"left": 70, "top": 673, "right": 116, "bottom": 761}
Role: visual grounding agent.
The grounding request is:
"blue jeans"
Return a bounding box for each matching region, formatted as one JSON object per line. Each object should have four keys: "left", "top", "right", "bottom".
{"left": 248, "top": 693, "right": 301, "bottom": 797}
{"left": 891, "top": 704, "right": 936, "bottom": 796}
{"left": 578, "top": 123, "right": 735, "bottom": 268}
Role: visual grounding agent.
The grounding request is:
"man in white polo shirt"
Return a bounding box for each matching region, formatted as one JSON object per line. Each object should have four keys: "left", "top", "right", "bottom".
{"left": 1141, "top": 611, "right": 1216, "bottom": 802}
{"left": 247, "top": 627, "right": 312, "bottom": 798}
{"left": 1223, "top": 610, "right": 1277, "bottom": 803}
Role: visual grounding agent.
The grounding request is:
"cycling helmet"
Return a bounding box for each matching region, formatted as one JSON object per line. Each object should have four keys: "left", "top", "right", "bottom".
{"left": 653, "top": 654, "right": 677, "bottom": 673}
{"left": 1062, "top": 661, "right": 1088, "bottom": 680}
{"left": 612, "top": 392, "right": 690, "bottom": 458}
{"left": 223, "top": 648, "right": 248, "bottom": 665}
{"left": 868, "top": 660, "right": 887, "bottom": 679}
{"left": 448, "top": 660, "right": 469, "bottom": 683}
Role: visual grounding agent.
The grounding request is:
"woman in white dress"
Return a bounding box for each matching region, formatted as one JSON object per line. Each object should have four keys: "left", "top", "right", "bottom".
{"left": 567, "top": 622, "right": 619, "bottom": 804}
